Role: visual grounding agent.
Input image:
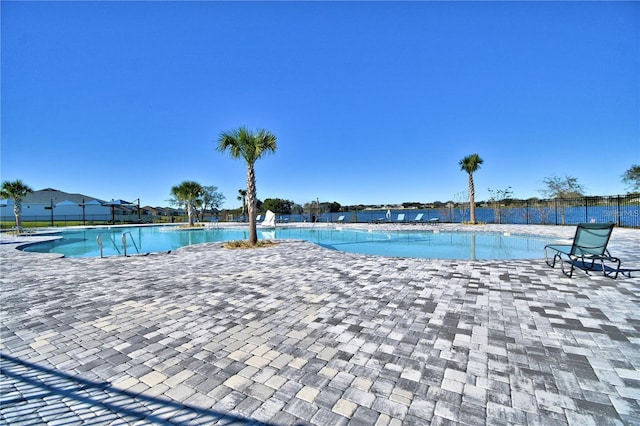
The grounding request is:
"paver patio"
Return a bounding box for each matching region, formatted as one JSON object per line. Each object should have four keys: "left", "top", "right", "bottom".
{"left": 1, "top": 224, "right": 639, "bottom": 425}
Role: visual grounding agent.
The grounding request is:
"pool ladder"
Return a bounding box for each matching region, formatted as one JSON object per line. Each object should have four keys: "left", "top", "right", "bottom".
{"left": 96, "top": 232, "right": 140, "bottom": 258}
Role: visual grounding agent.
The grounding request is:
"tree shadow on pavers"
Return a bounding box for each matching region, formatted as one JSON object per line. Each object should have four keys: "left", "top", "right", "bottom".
{"left": 0, "top": 353, "right": 274, "bottom": 425}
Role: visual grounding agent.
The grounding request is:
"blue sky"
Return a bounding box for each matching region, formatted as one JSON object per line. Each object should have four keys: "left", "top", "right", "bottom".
{"left": 2, "top": 1, "right": 638, "bottom": 209}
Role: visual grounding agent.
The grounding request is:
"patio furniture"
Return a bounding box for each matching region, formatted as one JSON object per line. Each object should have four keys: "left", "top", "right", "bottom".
{"left": 373, "top": 210, "right": 392, "bottom": 224}
{"left": 410, "top": 213, "right": 424, "bottom": 224}
{"left": 544, "top": 222, "right": 621, "bottom": 278}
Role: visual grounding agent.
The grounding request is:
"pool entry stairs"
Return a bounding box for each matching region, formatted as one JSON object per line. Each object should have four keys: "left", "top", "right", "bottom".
{"left": 96, "top": 231, "right": 142, "bottom": 257}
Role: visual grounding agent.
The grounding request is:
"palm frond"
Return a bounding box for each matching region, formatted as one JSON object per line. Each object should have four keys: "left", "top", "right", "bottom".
{"left": 459, "top": 153, "right": 483, "bottom": 174}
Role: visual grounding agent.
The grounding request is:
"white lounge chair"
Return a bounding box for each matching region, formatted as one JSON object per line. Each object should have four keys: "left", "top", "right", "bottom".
{"left": 410, "top": 213, "right": 424, "bottom": 224}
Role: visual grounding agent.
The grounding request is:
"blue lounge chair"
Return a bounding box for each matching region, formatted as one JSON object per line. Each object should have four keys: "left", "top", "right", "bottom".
{"left": 373, "top": 211, "right": 390, "bottom": 223}
{"left": 395, "top": 213, "right": 405, "bottom": 223}
{"left": 428, "top": 217, "right": 440, "bottom": 225}
{"left": 336, "top": 215, "right": 345, "bottom": 223}
{"left": 544, "top": 222, "right": 621, "bottom": 278}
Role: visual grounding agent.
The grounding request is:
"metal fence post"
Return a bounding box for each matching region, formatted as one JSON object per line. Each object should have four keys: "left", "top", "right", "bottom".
{"left": 585, "top": 196, "right": 588, "bottom": 223}
{"left": 617, "top": 195, "right": 621, "bottom": 227}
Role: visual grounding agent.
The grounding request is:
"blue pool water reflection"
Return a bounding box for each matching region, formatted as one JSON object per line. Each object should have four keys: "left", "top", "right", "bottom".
{"left": 22, "top": 226, "right": 556, "bottom": 260}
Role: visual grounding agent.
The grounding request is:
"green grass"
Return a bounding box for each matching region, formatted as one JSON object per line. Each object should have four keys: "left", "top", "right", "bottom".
{"left": 0, "top": 220, "right": 148, "bottom": 229}
{"left": 223, "top": 240, "right": 279, "bottom": 249}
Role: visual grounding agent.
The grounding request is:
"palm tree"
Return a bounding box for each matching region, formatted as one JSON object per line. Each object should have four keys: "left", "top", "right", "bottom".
{"left": 237, "top": 189, "right": 248, "bottom": 221}
{"left": 217, "top": 126, "right": 277, "bottom": 244}
{"left": 1, "top": 179, "right": 33, "bottom": 229}
{"left": 459, "top": 154, "right": 483, "bottom": 224}
{"left": 170, "top": 181, "right": 204, "bottom": 226}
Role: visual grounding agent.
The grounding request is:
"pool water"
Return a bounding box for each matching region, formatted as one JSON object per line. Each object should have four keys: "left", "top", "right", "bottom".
{"left": 22, "top": 226, "right": 554, "bottom": 260}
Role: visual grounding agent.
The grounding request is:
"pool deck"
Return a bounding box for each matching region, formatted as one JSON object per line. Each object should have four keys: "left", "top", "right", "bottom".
{"left": 1, "top": 223, "right": 639, "bottom": 425}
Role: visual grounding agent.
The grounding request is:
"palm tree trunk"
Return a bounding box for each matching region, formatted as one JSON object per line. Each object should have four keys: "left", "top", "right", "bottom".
{"left": 187, "top": 201, "right": 194, "bottom": 226}
{"left": 468, "top": 174, "right": 476, "bottom": 224}
{"left": 13, "top": 202, "right": 22, "bottom": 228}
{"left": 247, "top": 164, "right": 258, "bottom": 245}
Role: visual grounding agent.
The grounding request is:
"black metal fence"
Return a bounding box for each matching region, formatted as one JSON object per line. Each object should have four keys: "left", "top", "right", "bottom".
{"left": 271, "top": 195, "right": 640, "bottom": 228}
{"left": 2, "top": 195, "right": 639, "bottom": 229}
{"left": 0, "top": 212, "right": 214, "bottom": 228}
{"left": 476, "top": 196, "right": 639, "bottom": 227}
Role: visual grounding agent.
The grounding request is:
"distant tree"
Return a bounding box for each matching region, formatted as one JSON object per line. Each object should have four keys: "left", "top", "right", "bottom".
{"left": 199, "top": 185, "right": 225, "bottom": 221}
{"left": 291, "top": 203, "right": 304, "bottom": 214}
{"left": 540, "top": 175, "right": 585, "bottom": 199}
{"left": 459, "top": 153, "right": 484, "bottom": 224}
{"left": 452, "top": 191, "right": 469, "bottom": 223}
{"left": 527, "top": 197, "right": 553, "bottom": 225}
{"left": 488, "top": 187, "right": 513, "bottom": 224}
{"left": 539, "top": 175, "right": 585, "bottom": 224}
{"left": 304, "top": 200, "right": 323, "bottom": 221}
{"left": 328, "top": 201, "right": 342, "bottom": 213}
{"left": 237, "top": 189, "right": 247, "bottom": 220}
{"left": 262, "top": 198, "right": 276, "bottom": 213}
{"left": 1, "top": 179, "right": 33, "bottom": 229}
{"left": 170, "top": 181, "right": 204, "bottom": 226}
{"left": 217, "top": 127, "right": 277, "bottom": 245}
{"left": 622, "top": 164, "right": 640, "bottom": 193}
{"left": 262, "top": 198, "right": 294, "bottom": 214}
{"left": 284, "top": 199, "right": 296, "bottom": 213}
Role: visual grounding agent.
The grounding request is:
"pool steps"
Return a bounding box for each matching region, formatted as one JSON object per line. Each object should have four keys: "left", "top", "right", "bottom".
{"left": 96, "top": 231, "right": 141, "bottom": 257}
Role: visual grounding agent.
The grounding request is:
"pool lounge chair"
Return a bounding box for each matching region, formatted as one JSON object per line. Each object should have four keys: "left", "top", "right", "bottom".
{"left": 373, "top": 215, "right": 387, "bottom": 224}
{"left": 373, "top": 210, "right": 392, "bottom": 224}
{"left": 395, "top": 213, "right": 405, "bottom": 223}
{"left": 428, "top": 217, "right": 440, "bottom": 225}
{"left": 544, "top": 222, "right": 621, "bottom": 278}
{"left": 336, "top": 215, "right": 345, "bottom": 223}
{"left": 410, "top": 213, "right": 424, "bottom": 224}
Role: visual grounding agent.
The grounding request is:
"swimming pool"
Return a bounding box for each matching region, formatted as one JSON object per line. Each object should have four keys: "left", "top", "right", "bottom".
{"left": 21, "top": 225, "right": 555, "bottom": 260}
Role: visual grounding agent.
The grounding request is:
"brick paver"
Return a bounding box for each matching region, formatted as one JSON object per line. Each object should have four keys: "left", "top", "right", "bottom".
{"left": 1, "top": 223, "right": 639, "bottom": 424}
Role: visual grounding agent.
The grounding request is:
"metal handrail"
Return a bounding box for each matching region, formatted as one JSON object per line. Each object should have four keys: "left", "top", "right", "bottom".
{"left": 96, "top": 233, "right": 121, "bottom": 258}
{"left": 121, "top": 231, "right": 140, "bottom": 256}
{"left": 96, "top": 234, "right": 102, "bottom": 258}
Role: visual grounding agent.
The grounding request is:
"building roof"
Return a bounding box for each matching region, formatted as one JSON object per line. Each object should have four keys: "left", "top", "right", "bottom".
{"left": 23, "top": 188, "right": 106, "bottom": 205}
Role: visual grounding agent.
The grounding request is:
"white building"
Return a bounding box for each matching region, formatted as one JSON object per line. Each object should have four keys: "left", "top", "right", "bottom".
{"left": 1, "top": 188, "right": 141, "bottom": 224}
